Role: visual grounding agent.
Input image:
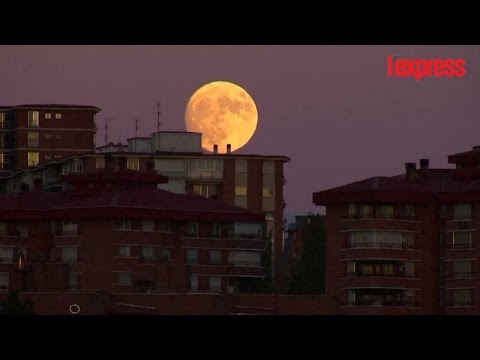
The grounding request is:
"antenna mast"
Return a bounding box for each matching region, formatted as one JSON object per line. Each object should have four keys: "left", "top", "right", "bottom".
{"left": 135, "top": 119, "right": 139, "bottom": 138}
{"left": 154, "top": 102, "right": 162, "bottom": 132}
{"left": 104, "top": 118, "right": 113, "bottom": 145}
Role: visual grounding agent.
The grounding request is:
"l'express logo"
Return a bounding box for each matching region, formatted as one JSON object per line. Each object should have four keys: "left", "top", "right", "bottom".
{"left": 388, "top": 55, "right": 466, "bottom": 80}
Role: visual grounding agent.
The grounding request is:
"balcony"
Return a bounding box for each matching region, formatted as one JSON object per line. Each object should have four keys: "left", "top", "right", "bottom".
{"left": 347, "top": 242, "right": 414, "bottom": 250}
{"left": 341, "top": 218, "right": 421, "bottom": 232}
{"left": 447, "top": 243, "right": 473, "bottom": 250}
{"left": 187, "top": 170, "right": 223, "bottom": 181}
{"left": 228, "top": 260, "right": 261, "bottom": 267}
{"left": 346, "top": 300, "right": 415, "bottom": 307}
{"left": 347, "top": 270, "right": 414, "bottom": 279}
{"left": 55, "top": 230, "right": 79, "bottom": 237}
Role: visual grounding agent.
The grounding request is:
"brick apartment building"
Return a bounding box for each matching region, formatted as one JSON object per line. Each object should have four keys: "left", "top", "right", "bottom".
{"left": 1, "top": 131, "right": 289, "bottom": 289}
{"left": 0, "top": 104, "right": 99, "bottom": 174}
{"left": 0, "top": 162, "right": 267, "bottom": 296}
{"left": 313, "top": 146, "right": 480, "bottom": 315}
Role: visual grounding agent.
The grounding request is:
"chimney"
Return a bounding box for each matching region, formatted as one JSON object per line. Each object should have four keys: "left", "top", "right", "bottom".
{"left": 419, "top": 158, "right": 429, "bottom": 174}
{"left": 405, "top": 162, "right": 416, "bottom": 179}
{"left": 33, "top": 178, "right": 42, "bottom": 192}
{"left": 226, "top": 144, "right": 231, "bottom": 154}
{"left": 213, "top": 144, "right": 218, "bottom": 154}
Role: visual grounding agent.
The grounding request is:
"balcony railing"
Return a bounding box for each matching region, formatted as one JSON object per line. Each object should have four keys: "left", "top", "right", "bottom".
{"left": 347, "top": 299, "right": 415, "bottom": 307}
{"left": 349, "top": 242, "right": 414, "bottom": 250}
{"left": 56, "top": 230, "right": 79, "bottom": 236}
{"left": 448, "top": 301, "right": 474, "bottom": 307}
{"left": 450, "top": 243, "right": 472, "bottom": 250}
{"left": 347, "top": 214, "right": 416, "bottom": 221}
{"left": 347, "top": 271, "right": 414, "bottom": 278}
{"left": 229, "top": 260, "right": 261, "bottom": 267}
{"left": 452, "top": 272, "right": 474, "bottom": 279}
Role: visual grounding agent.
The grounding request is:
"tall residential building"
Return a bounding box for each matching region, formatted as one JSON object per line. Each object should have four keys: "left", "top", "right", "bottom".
{"left": 313, "top": 146, "right": 480, "bottom": 315}
{"left": 0, "top": 165, "right": 266, "bottom": 294}
{"left": 1, "top": 130, "right": 289, "bottom": 289}
{"left": 0, "top": 104, "right": 99, "bottom": 174}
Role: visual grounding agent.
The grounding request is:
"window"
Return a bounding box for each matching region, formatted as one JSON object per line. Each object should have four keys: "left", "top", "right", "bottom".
{"left": 263, "top": 161, "right": 275, "bottom": 174}
{"left": 235, "top": 160, "right": 247, "bottom": 173}
{"left": 362, "top": 265, "right": 373, "bottom": 274}
{"left": 69, "top": 273, "right": 78, "bottom": 290}
{"left": 117, "top": 219, "right": 131, "bottom": 230}
{"left": 187, "top": 249, "right": 199, "bottom": 265}
{"left": 28, "top": 132, "right": 39, "bottom": 147}
{"left": 55, "top": 155, "right": 61, "bottom": 159}
{"left": 0, "top": 273, "right": 9, "bottom": 291}
{"left": 142, "top": 246, "right": 155, "bottom": 259}
{"left": 454, "top": 203, "right": 472, "bottom": 220}
{"left": 211, "top": 223, "right": 222, "bottom": 238}
{"left": 142, "top": 220, "right": 154, "bottom": 232}
{"left": 45, "top": 113, "right": 51, "bottom": 119}
{"left": 263, "top": 187, "right": 275, "bottom": 197}
{"left": 62, "top": 220, "right": 78, "bottom": 235}
{"left": 45, "top": 154, "right": 51, "bottom": 160}
{"left": 119, "top": 246, "right": 131, "bottom": 257}
{"left": 235, "top": 186, "right": 247, "bottom": 196}
{"left": 209, "top": 276, "right": 221, "bottom": 291}
{"left": 156, "top": 221, "right": 171, "bottom": 232}
{"left": 118, "top": 272, "right": 132, "bottom": 285}
{"left": 453, "top": 289, "right": 472, "bottom": 306}
{"left": 0, "top": 223, "right": 6, "bottom": 235}
{"left": 453, "top": 232, "right": 471, "bottom": 249}
{"left": 0, "top": 248, "right": 13, "bottom": 262}
{"left": 160, "top": 248, "right": 171, "bottom": 260}
{"left": 383, "top": 264, "right": 394, "bottom": 276}
{"left": 378, "top": 205, "right": 394, "bottom": 219}
{"left": 62, "top": 247, "right": 78, "bottom": 263}
{"left": 359, "top": 204, "right": 373, "bottom": 218}
{"left": 28, "top": 152, "right": 39, "bottom": 166}
{"left": 402, "top": 233, "right": 415, "bottom": 249}
{"left": 0, "top": 152, "right": 10, "bottom": 170}
{"left": 127, "top": 157, "right": 140, "bottom": 171}
{"left": 453, "top": 261, "right": 472, "bottom": 278}
{"left": 72, "top": 159, "right": 83, "bottom": 172}
{"left": 54, "top": 133, "right": 62, "bottom": 139}
{"left": 191, "top": 275, "right": 199, "bottom": 291}
{"left": 0, "top": 113, "right": 5, "bottom": 128}
{"left": 196, "top": 159, "right": 215, "bottom": 171}
{"left": 55, "top": 113, "right": 62, "bottom": 119}
{"left": 185, "top": 222, "right": 198, "bottom": 236}
{"left": 405, "top": 205, "right": 415, "bottom": 219}
{"left": 347, "top": 262, "right": 356, "bottom": 275}
{"left": 210, "top": 250, "right": 222, "bottom": 265}
{"left": 348, "top": 203, "right": 357, "bottom": 218}
{"left": 96, "top": 157, "right": 105, "bottom": 169}
{"left": 192, "top": 184, "right": 217, "bottom": 198}
{"left": 28, "top": 111, "right": 39, "bottom": 127}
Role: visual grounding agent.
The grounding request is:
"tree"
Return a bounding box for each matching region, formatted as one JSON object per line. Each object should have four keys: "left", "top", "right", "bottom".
{"left": 0, "top": 290, "right": 34, "bottom": 315}
{"left": 288, "top": 214, "right": 326, "bottom": 295}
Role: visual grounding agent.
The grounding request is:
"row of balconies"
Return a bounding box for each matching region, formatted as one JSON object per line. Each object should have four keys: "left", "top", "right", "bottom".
{"left": 186, "top": 259, "right": 260, "bottom": 267}
{"left": 347, "top": 270, "right": 415, "bottom": 279}
{"left": 346, "top": 299, "right": 416, "bottom": 307}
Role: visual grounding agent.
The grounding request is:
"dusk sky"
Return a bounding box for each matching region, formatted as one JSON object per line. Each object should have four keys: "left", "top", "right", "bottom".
{"left": 1, "top": 45, "right": 479, "bottom": 217}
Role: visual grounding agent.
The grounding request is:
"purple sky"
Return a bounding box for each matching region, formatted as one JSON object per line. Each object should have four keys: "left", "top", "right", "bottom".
{"left": 1, "top": 45, "right": 479, "bottom": 217}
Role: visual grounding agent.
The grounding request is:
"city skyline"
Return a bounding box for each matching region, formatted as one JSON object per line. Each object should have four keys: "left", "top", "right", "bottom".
{"left": 1, "top": 45, "right": 479, "bottom": 215}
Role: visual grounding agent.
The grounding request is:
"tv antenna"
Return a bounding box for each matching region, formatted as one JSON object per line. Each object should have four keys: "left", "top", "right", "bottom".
{"left": 104, "top": 117, "right": 113, "bottom": 145}
{"left": 154, "top": 102, "right": 162, "bottom": 132}
{"left": 135, "top": 119, "right": 139, "bottom": 138}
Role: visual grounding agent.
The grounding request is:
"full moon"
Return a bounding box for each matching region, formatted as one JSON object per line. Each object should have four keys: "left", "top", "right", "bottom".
{"left": 185, "top": 81, "right": 258, "bottom": 153}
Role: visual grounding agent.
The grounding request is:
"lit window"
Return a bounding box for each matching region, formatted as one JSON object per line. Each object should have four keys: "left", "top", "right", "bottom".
{"left": 127, "top": 157, "right": 140, "bottom": 171}
{"left": 141, "top": 246, "right": 154, "bottom": 258}
{"left": 55, "top": 133, "right": 62, "bottom": 139}
{"left": 454, "top": 261, "right": 472, "bottom": 278}
{"left": 209, "top": 276, "right": 221, "bottom": 291}
{"left": 359, "top": 205, "right": 373, "bottom": 218}
{"left": 405, "top": 205, "right": 415, "bottom": 219}
{"left": 28, "top": 132, "right": 39, "bottom": 148}
{"left": 0, "top": 152, "right": 10, "bottom": 170}
{"left": 118, "top": 272, "right": 132, "bottom": 285}
{"left": 45, "top": 113, "right": 52, "bottom": 119}
{"left": 378, "top": 205, "right": 394, "bottom": 219}
{"left": 55, "top": 113, "right": 62, "bottom": 119}
{"left": 193, "top": 184, "right": 217, "bottom": 198}
{"left": 27, "top": 152, "right": 39, "bottom": 166}
{"left": 453, "top": 289, "right": 472, "bottom": 306}
{"left": 119, "top": 246, "right": 131, "bottom": 257}
{"left": 263, "top": 187, "right": 275, "bottom": 197}
{"left": 96, "top": 157, "right": 105, "bottom": 169}
{"left": 453, "top": 231, "right": 471, "bottom": 249}
{"left": 28, "top": 111, "right": 39, "bottom": 127}
{"left": 235, "top": 186, "right": 247, "bottom": 196}
{"left": 0, "top": 113, "right": 5, "bottom": 128}
{"left": 383, "top": 264, "right": 394, "bottom": 276}
{"left": 117, "top": 219, "right": 131, "bottom": 230}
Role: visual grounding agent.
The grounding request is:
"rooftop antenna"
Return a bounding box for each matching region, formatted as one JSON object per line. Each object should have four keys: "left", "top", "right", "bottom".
{"left": 154, "top": 102, "right": 162, "bottom": 132}
{"left": 135, "top": 119, "right": 139, "bottom": 138}
{"left": 134, "top": 119, "right": 139, "bottom": 152}
{"left": 104, "top": 117, "right": 113, "bottom": 145}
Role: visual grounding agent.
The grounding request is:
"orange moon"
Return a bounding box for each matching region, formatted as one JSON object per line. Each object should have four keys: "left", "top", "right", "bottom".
{"left": 185, "top": 81, "right": 258, "bottom": 153}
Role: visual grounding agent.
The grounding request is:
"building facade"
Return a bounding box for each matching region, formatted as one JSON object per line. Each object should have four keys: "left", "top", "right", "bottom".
{"left": 1, "top": 131, "right": 289, "bottom": 289}
{"left": 0, "top": 104, "right": 99, "bottom": 174}
{"left": 0, "top": 166, "right": 267, "bottom": 295}
{"left": 314, "top": 147, "right": 480, "bottom": 315}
